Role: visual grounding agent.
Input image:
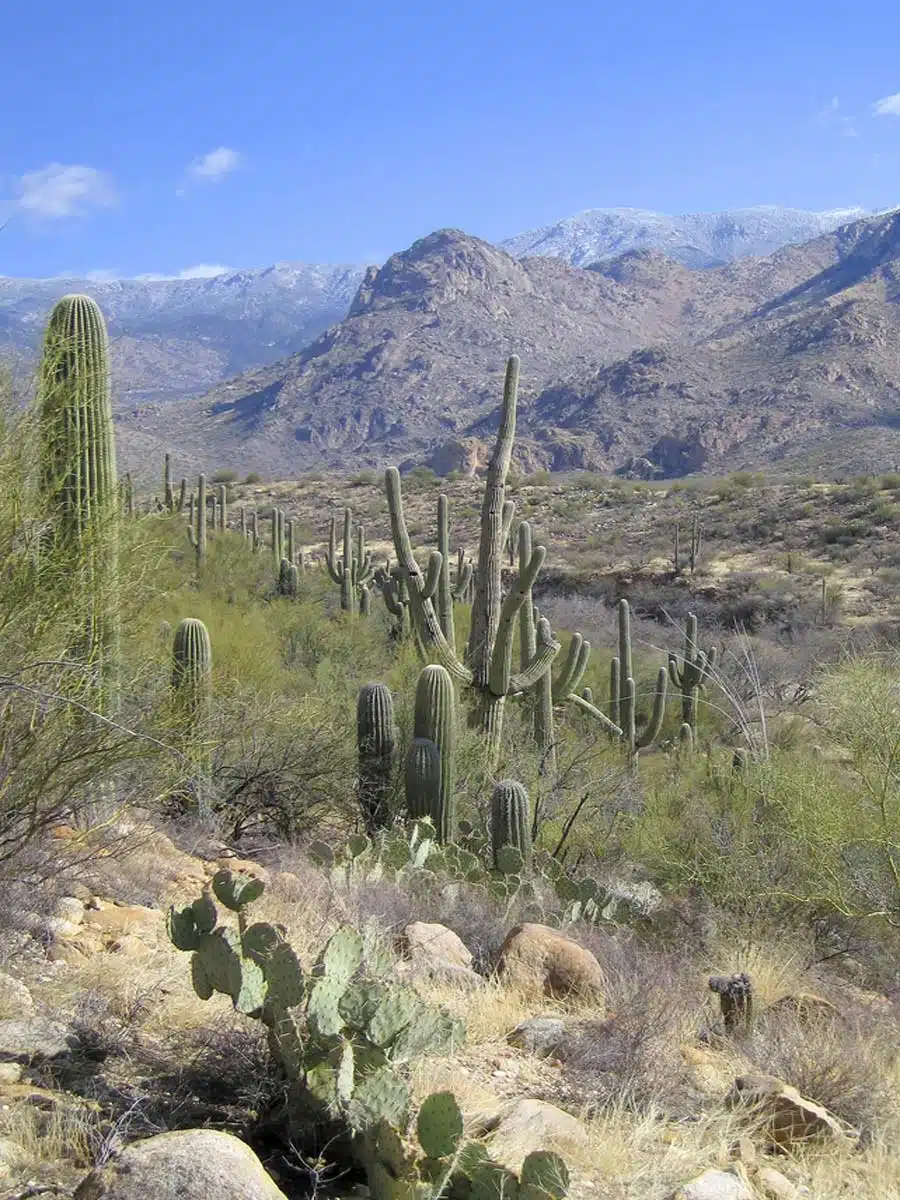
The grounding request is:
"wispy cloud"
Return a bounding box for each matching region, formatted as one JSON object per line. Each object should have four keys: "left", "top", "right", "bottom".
{"left": 17, "top": 163, "right": 117, "bottom": 219}
{"left": 134, "top": 264, "right": 234, "bottom": 281}
{"left": 177, "top": 147, "right": 242, "bottom": 195}
{"left": 873, "top": 92, "right": 900, "bottom": 117}
{"left": 817, "top": 97, "right": 858, "bottom": 138}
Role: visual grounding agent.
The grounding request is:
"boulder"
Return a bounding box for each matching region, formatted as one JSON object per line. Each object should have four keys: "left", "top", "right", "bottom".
{"left": 82, "top": 900, "right": 165, "bottom": 942}
{"left": 497, "top": 923, "right": 605, "bottom": 1000}
{"left": 397, "top": 922, "right": 482, "bottom": 987}
{"left": 755, "top": 1167, "right": 804, "bottom": 1200}
{"left": 670, "top": 1166, "right": 754, "bottom": 1200}
{"left": 74, "top": 1129, "right": 288, "bottom": 1200}
{"left": 0, "top": 1017, "right": 79, "bottom": 1064}
{"left": 725, "top": 1073, "right": 855, "bottom": 1150}
{"left": 479, "top": 1098, "right": 589, "bottom": 1170}
{"left": 506, "top": 1015, "right": 568, "bottom": 1057}
{"left": 0, "top": 971, "right": 34, "bottom": 1019}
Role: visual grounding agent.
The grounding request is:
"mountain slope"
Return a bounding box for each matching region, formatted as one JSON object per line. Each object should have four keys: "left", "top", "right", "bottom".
{"left": 499, "top": 205, "right": 873, "bottom": 268}
{"left": 0, "top": 262, "right": 368, "bottom": 402}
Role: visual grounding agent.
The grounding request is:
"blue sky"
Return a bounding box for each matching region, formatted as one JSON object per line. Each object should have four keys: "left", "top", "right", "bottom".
{"left": 2, "top": 0, "right": 900, "bottom": 279}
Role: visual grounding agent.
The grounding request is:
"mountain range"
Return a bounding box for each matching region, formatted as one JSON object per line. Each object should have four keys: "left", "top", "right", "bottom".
{"left": 4, "top": 203, "right": 900, "bottom": 481}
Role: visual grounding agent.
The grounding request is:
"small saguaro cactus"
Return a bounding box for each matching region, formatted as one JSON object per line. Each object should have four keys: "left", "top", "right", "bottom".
{"left": 412, "top": 665, "right": 457, "bottom": 843}
{"left": 356, "top": 683, "right": 396, "bottom": 832}
{"left": 187, "top": 474, "right": 208, "bottom": 568}
{"left": 326, "top": 507, "right": 374, "bottom": 613}
{"left": 667, "top": 612, "right": 716, "bottom": 738}
{"left": 164, "top": 453, "right": 175, "bottom": 511}
{"left": 405, "top": 736, "right": 441, "bottom": 823}
{"left": 171, "top": 617, "right": 213, "bottom": 809}
{"left": 217, "top": 484, "right": 227, "bottom": 532}
{"left": 491, "top": 779, "right": 532, "bottom": 870}
{"left": 609, "top": 599, "right": 667, "bottom": 758}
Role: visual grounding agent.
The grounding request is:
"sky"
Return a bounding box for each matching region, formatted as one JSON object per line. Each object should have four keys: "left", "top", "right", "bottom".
{"left": 3, "top": 0, "right": 900, "bottom": 279}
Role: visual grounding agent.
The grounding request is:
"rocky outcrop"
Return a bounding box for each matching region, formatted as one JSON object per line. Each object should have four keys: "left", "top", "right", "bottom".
{"left": 496, "top": 923, "right": 605, "bottom": 1001}
{"left": 725, "top": 1073, "right": 856, "bottom": 1150}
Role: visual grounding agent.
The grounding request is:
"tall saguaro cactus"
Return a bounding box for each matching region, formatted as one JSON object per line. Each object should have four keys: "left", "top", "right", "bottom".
{"left": 187, "top": 474, "right": 207, "bottom": 569}
{"left": 385, "top": 357, "right": 560, "bottom": 763}
{"left": 412, "top": 665, "right": 457, "bottom": 843}
{"left": 171, "top": 617, "right": 213, "bottom": 810}
{"left": 38, "top": 294, "right": 120, "bottom": 710}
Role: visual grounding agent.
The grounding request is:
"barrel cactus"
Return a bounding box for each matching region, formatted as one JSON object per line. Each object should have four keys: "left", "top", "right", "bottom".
{"left": 491, "top": 780, "right": 532, "bottom": 870}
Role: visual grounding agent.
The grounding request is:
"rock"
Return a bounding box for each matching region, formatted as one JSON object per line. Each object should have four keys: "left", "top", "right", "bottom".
{"left": 480, "top": 1098, "right": 589, "bottom": 1168}
{"left": 0, "top": 1018, "right": 79, "bottom": 1064}
{"left": 0, "top": 1063, "right": 23, "bottom": 1083}
{"left": 55, "top": 895, "right": 86, "bottom": 924}
{"left": 74, "top": 1129, "right": 288, "bottom": 1200}
{"left": 727, "top": 1136, "right": 756, "bottom": 1170}
{"left": 507, "top": 1015, "right": 568, "bottom": 1057}
{"left": 756, "top": 1167, "right": 803, "bottom": 1200}
{"left": 0, "top": 972, "right": 34, "bottom": 1019}
{"left": 680, "top": 1044, "right": 734, "bottom": 1095}
{"left": 725, "top": 1074, "right": 855, "bottom": 1150}
{"left": 108, "top": 934, "right": 153, "bottom": 960}
{"left": 497, "top": 923, "right": 605, "bottom": 1001}
{"left": 671, "top": 1166, "right": 754, "bottom": 1200}
{"left": 397, "top": 922, "right": 482, "bottom": 987}
{"left": 82, "top": 900, "right": 165, "bottom": 941}
{"left": 766, "top": 993, "right": 839, "bottom": 1021}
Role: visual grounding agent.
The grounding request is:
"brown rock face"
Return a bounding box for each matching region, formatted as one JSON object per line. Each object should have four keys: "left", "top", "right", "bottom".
{"left": 496, "top": 923, "right": 605, "bottom": 1001}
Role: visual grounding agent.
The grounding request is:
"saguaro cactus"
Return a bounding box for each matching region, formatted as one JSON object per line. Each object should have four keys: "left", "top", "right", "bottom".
{"left": 164, "top": 453, "right": 175, "bottom": 511}
{"left": 491, "top": 780, "right": 531, "bottom": 869}
{"left": 668, "top": 612, "right": 716, "bottom": 738}
{"left": 413, "top": 665, "right": 456, "bottom": 843}
{"left": 609, "top": 599, "right": 668, "bottom": 758}
{"left": 187, "top": 474, "right": 207, "bottom": 568}
{"left": 171, "top": 618, "right": 213, "bottom": 809}
{"left": 38, "top": 294, "right": 119, "bottom": 709}
{"left": 385, "top": 357, "right": 560, "bottom": 763}
{"left": 356, "top": 683, "right": 396, "bottom": 832}
{"left": 326, "top": 507, "right": 374, "bottom": 613}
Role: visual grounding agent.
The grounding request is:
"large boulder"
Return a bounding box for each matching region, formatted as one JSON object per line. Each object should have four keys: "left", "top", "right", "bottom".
{"left": 497, "top": 923, "right": 605, "bottom": 1000}
{"left": 0, "top": 972, "right": 34, "bottom": 1019}
{"left": 0, "top": 1018, "right": 79, "bottom": 1064}
{"left": 725, "top": 1073, "right": 855, "bottom": 1150}
{"left": 478, "top": 1098, "right": 589, "bottom": 1170}
{"left": 397, "top": 922, "right": 482, "bottom": 987}
{"left": 74, "top": 1130, "right": 287, "bottom": 1200}
{"left": 670, "top": 1166, "right": 754, "bottom": 1200}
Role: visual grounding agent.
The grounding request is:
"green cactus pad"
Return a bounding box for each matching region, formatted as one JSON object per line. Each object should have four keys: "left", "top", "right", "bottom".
{"left": 229, "top": 953, "right": 268, "bottom": 1016}
{"left": 317, "top": 926, "right": 364, "bottom": 985}
{"left": 339, "top": 980, "right": 388, "bottom": 1031}
{"left": 336, "top": 1039, "right": 355, "bottom": 1106}
{"left": 347, "top": 834, "right": 371, "bottom": 858}
{"left": 166, "top": 891, "right": 217, "bottom": 951}
{"left": 367, "top": 989, "right": 419, "bottom": 1048}
{"left": 305, "top": 1058, "right": 339, "bottom": 1108}
{"left": 495, "top": 846, "right": 525, "bottom": 876}
{"left": 346, "top": 1064, "right": 410, "bottom": 1132}
{"left": 470, "top": 1162, "right": 520, "bottom": 1200}
{"left": 195, "top": 927, "right": 241, "bottom": 996}
{"left": 308, "top": 840, "right": 335, "bottom": 867}
{"left": 190, "top": 952, "right": 213, "bottom": 1000}
{"left": 267, "top": 942, "right": 305, "bottom": 1008}
{"left": 392, "top": 1008, "right": 466, "bottom": 1062}
{"left": 308, "top": 976, "right": 349, "bottom": 1038}
{"left": 519, "top": 1152, "right": 570, "bottom": 1200}
{"left": 242, "top": 921, "right": 284, "bottom": 965}
{"left": 416, "top": 1092, "right": 464, "bottom": 1159}
{"left": 212, "top": 868, "right": 266, "bottom": 910}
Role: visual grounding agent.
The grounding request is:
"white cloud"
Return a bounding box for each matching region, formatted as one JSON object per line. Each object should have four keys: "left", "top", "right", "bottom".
{"left": 17, "top": 163, "right": 117, "bottom": 219}
{"left": 817, "top": 97, "right": 857, "bottom": 137}
{"left": 181, "top": 147, "right": 242, "bottom": 190}
{"left": 133, "top": 264, "right": 234, "bottom": 281}
{"left": 873, "top": 92, "right": 900, "bottom": 117}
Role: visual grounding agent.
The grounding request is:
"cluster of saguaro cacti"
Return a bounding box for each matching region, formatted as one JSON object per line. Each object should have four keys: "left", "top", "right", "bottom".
{"left": 277, "top": 557, "right": 300, "bottom": 597}
{"left": 171, "top": 617, "right": 213, "bottom": 810}
{"left": 163, "top": 454, "right": 187, "bottom": 514}
{"left": 386, "top": 357, "right": 560, "bottom": 765}
{"left": 327, "top": 507, "right": 374, "bottom": 614}
{"left": 37, "top": 294, "right": 120, "bottom": 713}
{"left": 668, "top": 611, "right": 716, "bottom": 747}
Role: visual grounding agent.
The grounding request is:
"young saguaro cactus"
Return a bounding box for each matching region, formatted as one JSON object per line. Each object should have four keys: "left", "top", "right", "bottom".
{"left": 668, "top": 612, "right": 716, "bottom": 738}
{"left": 356, "top": 683, "right": 396, "bottom": 832}
{"left": 171, "top": 617, "right": 213, "bottom": 810}
{"left": 609, "top": 599, "right": 668, "bottom": 758}
{"left": 412, "top": 665, "right": 456, "bottom": 843}
{"left": 326, "top": 507, "right": 374, "bottom": 614}
{"left": 38, "top": 294, "right": 120, "bottom": 709}
{"left": 491, "top": 780, "right": 531, "bottom": 870}
{"left": 186, "top": 474, "right": 208, "bottom": 569}
{"left": 385, "top": 357, "right": 560, "bottom": 764}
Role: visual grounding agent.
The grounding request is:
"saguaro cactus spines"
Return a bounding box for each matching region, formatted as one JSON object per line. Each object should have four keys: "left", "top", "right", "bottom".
{"left": 405, "top": 737, "right": 441, "bottom": 823}
{"left": 491, "top": 780, "right": 531, "bottom": 869}
{"left": 187, "top": 474, "right": 207, "bottom": 568}
{"left": 171, "top": 617, "right": 213, "bottom": 809}
{"left": 385, "top": 357, "right": 560, "bottom": 764}
{"left": 38, "top": 294, "right": 119, "bottom": 709}
{"left": 413, "top": 665, "right": 457, "bottom": 843}
{"left": 356, "top": 683, "right": 396, "bottom": 832}
{"left": 668, "top": 612, "right": 715, "bottom": 738}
